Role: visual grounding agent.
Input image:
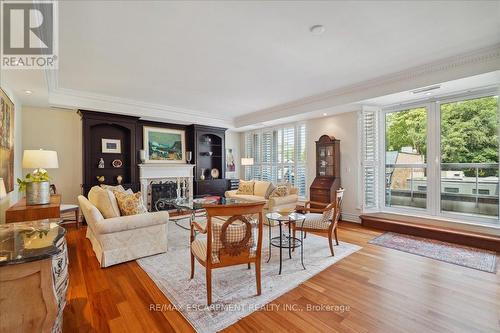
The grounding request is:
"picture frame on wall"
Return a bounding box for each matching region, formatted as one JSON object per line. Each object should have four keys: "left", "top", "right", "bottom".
{"left": 102, "top": 138, "right": 121, "bottom": 153}
{"left": 0, "top": 88, "right": 14, "bottom": 193}
{"left": 143, "top": 126, "right": 186, "bottom": 163}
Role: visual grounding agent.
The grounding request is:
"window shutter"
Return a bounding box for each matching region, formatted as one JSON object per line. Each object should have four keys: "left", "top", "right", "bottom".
{"left": 361, "top": 109, "right": 379, "bottom": 210}
{"left": 295, "top": 124, "right": 307, "bottom": 197}
{"left": 244, "top": 133, "right": 254, "bottom": 180}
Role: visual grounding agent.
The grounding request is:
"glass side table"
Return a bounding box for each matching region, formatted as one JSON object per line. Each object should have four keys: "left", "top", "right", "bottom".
{"left": 265, "top": 212, "right": 306, "bottom": 274}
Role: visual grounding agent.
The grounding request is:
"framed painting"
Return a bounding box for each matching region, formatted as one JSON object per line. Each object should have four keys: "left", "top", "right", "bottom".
{"left": 143, "top": 126, "right": 185, "bottom": 163}
{"left": 0, "top": 88, "right": 14, "bottom": 193}
{"left": 101, "top": 138, "right": 121, "bottom": 153}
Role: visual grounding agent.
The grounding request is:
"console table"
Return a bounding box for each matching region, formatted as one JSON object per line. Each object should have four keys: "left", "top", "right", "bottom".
{"left": 0, "top": 220, "right": 68, "bottom": 333}
{"left": 5, "top": 194, "right": 61, "bottom": 223}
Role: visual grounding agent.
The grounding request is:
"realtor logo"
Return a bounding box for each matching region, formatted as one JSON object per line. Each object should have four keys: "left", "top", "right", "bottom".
{"left": 1, "top": 1, "right": 58, "bottom": 69}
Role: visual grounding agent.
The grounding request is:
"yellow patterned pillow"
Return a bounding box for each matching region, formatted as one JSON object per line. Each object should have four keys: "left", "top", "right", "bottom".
{"left": 269, "top": 184, "right": 290, "bottom": 197}
{"left": 113, "top": 191, "right": 147, "bottom": 216}
{"left": 237, "top": 180, "right": 255, "bottom": 195}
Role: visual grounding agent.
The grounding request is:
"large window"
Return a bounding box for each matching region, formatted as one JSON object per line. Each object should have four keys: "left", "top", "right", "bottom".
{"left": 244, "top": 124, "right": 307, "bottom": 198}
{"left": 385, "top": 107, "right": 427, "bottom": 209}
{"left": 364, "top": 91, "right": 499, "bottom": 225}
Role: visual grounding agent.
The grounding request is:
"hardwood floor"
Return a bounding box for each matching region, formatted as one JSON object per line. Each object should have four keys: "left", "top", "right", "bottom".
{"left": 63, "top": 222, "right": 500, "bottom": 333}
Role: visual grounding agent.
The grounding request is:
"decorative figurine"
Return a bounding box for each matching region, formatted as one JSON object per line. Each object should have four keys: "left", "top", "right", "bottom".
{"left": 98, "top": 158, "right": 105, "bottom": 168}
{"left": 116, "top": 175, "right": 123, "bottom": 184}
{"left": 96, "top": 175, "right": 105, "bottom": 183}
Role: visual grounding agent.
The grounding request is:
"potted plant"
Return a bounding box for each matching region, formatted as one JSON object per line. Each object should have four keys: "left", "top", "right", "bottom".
{"left": 17, "top": 169, "right": 51, "bottom": 205}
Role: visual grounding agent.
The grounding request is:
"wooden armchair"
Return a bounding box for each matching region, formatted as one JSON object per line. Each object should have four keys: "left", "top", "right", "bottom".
{"left": 190, "top": 201, "right": 266, "bottom": 305}
{"left": 293, "top": 189, "right": 344, "bottom": 256}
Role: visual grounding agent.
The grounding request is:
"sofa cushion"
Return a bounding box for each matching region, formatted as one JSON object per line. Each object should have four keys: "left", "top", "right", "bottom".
{"left": 88, "top": 186, "right": 121, "bottom": 219}
{"left": 265, "top": 183, "right": 275, "bottom": 199}
{"left": 114, "top": 191, "right": 147, "bottom": 216}
{"left": 237, "top": 180, "right": 254, "bottom": 195}
{"left": 253, "top": 180, "right": 271, "bottom": 197}
{"left": 100, "top": 184, "right": 126, "bottom": 192}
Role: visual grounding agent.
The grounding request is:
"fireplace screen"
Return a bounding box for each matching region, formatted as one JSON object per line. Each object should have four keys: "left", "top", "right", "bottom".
{"left": 151, "top": 182, "right": 178, "bottom": 211}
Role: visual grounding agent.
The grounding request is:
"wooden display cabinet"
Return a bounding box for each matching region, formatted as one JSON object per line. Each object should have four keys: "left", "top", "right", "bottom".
{"left": 309, "top": 135, "right": 341, "bottom": 207}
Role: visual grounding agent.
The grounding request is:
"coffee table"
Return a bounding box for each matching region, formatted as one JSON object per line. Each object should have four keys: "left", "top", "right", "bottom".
{"left": 265, "top": 212, "right": 306, "bottom": 274}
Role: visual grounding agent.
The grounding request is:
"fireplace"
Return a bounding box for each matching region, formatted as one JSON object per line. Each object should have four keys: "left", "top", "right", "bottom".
{"left": 151, "top": 182, "right": 178, "bottom": 211}
{"left": 138, "top": 163, "right": 195, "bottom": 212}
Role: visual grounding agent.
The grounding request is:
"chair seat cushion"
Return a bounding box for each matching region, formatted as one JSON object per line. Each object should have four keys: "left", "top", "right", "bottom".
{"left": 191, "top": 238, "right": 256, "bottom": 264}
{"left": 299, "top": 213, "right": 331, "bottom": 230}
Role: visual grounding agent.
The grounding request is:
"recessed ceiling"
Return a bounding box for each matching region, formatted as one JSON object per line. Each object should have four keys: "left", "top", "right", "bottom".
{"left": 2, "top": 1, "right": 500, "bottom": 126}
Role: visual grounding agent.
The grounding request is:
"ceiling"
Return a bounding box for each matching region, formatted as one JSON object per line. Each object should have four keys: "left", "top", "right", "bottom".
{"left": 2, "top": 1, "right": 500, "bottom": 128}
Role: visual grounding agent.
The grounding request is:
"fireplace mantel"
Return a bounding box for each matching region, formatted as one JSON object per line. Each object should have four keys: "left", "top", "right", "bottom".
{"left": 138, "top": 163, "right": 195, "bottom": 211}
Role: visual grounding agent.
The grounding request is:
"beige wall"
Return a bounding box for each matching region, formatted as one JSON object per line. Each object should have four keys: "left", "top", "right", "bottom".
{"left": 306, "top": 110, "right": 361, "bottom": 222}
{"left": 0, "top": 87, "right": 23, "bottom": 223}
{"left": 22, "top": 107, "right": 82, "bottom": 204}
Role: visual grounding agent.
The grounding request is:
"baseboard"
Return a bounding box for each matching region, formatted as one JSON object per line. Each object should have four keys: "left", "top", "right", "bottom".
{"left": 341, "top": 212, "right": 360, "bottom": 223}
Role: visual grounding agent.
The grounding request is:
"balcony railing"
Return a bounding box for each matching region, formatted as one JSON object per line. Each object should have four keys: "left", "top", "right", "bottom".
{"left": 385, "top": 162, "right": 499, "bottom": 217}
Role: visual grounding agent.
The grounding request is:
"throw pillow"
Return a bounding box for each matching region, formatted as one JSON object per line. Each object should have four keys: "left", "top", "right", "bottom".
{"left": 269, "top": 184, "right": 290, "bottom": 197}
{"left": 265, "top": 184, "right": 276, "bottom": 199}
{"left": 253, "top": 180, "right": 271, "bottom": 197}
{"left": 88, "top": 186, "right": 121, "bottom": 219}
{"left": 113, "top": 191, "right": 147, "bottom": 216}
{"left": 100, "top": 184, "right": 126, "bottom": 192}
{"left": 236, "top": 180, "right": 255, "bottom": 195}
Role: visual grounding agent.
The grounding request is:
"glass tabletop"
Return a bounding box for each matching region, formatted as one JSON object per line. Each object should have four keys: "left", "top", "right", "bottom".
{"left": 0, "top": 219, "right": 66, "bottom": 266}
{"left": 160, "top": 197, "right": 257, "bottom": 211}
{"left": 266, "top": 212, "right": 306, "bottom": 221}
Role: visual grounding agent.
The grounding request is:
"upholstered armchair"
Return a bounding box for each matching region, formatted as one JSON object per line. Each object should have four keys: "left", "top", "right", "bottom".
{"left": 293, "top": 189, "right": 344, "bottom": 256}
{"left": 190, "top": 201, "right": 266, "bottom": 305}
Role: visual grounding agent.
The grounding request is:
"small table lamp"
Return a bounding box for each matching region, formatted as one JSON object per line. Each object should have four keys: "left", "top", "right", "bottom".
{"left": 22, "top": 149, "right": 59, "bottom": 205}
{"left": 241, "top": 158, "right": 254, "bottom": 166}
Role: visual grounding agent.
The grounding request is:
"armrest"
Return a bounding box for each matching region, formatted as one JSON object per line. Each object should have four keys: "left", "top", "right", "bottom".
{"left": 225, "top": 190, "right": 238, "bottom": 198}
{"left": 94, "top": 211, "right": 169, "bottom": 234}
{"left": 191, "top": 220, "right": 207, "bottom": 234}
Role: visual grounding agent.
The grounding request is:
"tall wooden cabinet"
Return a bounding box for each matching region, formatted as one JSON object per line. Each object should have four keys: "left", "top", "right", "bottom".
{"left": 309, "top": 135, "right": 341, "bottom": 206}
{"left": 186, "top": 125, "right": 228, "bottom": 197}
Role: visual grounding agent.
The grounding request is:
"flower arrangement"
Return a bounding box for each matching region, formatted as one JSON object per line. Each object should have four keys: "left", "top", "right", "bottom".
{"left": 17, "top": 168, "right": 51, "bottom": 192}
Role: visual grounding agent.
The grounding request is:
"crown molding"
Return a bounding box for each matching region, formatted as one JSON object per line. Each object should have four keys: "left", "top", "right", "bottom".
{"left": 47, "top": 87, "right": 234, "bottom": 128}
{"left": 235, "top": 44, "right": 500, "bottom": 128}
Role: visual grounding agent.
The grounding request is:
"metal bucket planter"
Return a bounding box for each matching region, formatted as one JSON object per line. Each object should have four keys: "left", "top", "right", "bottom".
{"left": 26, "top": 181, "right": 50, "bottom": 205}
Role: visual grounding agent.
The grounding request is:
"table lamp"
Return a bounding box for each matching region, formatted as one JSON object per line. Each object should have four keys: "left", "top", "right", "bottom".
{"left": 22, "top": 149, "right": 59, "bottom": 205}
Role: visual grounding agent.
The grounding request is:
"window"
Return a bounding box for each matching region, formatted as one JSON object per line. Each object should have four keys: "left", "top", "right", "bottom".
{"left": 385, "top": 107, "right": 427, "bottom": 209}
{"left": 363, "top": 91, "right": 499, "bottom": 226}
{"left": 244, "top": 123, "right": 307, "bottom": 198}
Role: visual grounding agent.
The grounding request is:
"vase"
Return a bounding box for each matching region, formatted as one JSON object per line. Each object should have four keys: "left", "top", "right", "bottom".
{"left": 26, "top": 181, "right": 50, "bottom": 205}
{"left": 200, "top": 168, "right": 206, "bottom": 180}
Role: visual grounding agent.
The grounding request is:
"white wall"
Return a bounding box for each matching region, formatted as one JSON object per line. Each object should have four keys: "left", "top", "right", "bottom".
{"left": 306, "top": 110, "right": 361, "bottom": 222}
{"left": 0, "top": 87, "right": 22, "bottom": 223}
{"left": 22, "top": 107, "right": 82, "bottom": 204}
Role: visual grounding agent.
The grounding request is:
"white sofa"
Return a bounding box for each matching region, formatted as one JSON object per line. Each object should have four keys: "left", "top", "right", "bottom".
{"left": 78, "top": 195, "right": 169, "bottom": 267}
{"left": 225, "top": 180, "right": 299, "bottom": 224}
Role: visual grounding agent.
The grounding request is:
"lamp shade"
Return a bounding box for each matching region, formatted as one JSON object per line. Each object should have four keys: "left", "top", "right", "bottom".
{"left": 0, "top": 178, "right": 6, "bottom": 199}
{"left": 241, "top": 158, "right": 254, "bottom": 166}
{"left": 22, "top": 150, "right": 59, "bottom": 169}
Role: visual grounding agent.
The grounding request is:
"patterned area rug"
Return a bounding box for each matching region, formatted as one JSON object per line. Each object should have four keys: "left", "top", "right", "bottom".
{"left": 369, "top": 232, "right": 498, "bottom": 273}
{"left": 137, "top": 218, "right": 361, "bottom": 333}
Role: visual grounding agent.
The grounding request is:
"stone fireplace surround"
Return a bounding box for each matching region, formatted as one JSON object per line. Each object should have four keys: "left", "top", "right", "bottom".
{"left": 138, "top": 163, "right": 195, "bottom": 211}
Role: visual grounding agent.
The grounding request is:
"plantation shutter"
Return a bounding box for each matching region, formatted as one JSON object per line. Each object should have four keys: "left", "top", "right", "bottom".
{"left": 295, "top": 124, "right": 307, "bottom": 197}
{"left": 244, "top": 133, "right": 254, "bottom": 180}
{"left": 261, "top": 130, "right": 273, "bottom": 181}
{"left": 361, "top": 109, "right": 379, "bottom": 210}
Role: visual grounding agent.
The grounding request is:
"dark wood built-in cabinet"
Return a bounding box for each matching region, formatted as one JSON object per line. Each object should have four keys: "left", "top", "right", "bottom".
{"left": 187, "top": 125, "right": 228, "bottom": 197}
{"left": 79, "top": 110, "right": 140, "bottom": 195}
{"left": 80, "top": 111, "right": 230, "bottom": 198}
{"left": 310, "top": 135, "right": 341, "bottom": 206}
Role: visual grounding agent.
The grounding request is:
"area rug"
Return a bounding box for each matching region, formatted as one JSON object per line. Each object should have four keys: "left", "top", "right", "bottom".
{"left": 137, "top": 218, "right": 361, "bottom": 333}
{"left": 369, "top": 232, "right": 498, "bottom": 273}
